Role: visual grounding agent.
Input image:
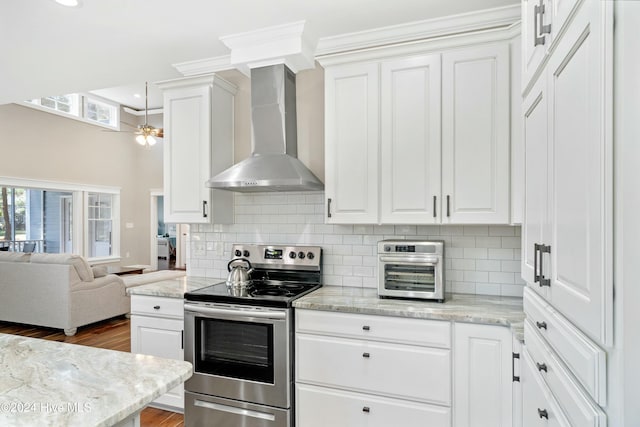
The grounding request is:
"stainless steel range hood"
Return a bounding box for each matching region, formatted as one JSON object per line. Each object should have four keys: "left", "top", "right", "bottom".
{"left": 207, "top": 64, "right": 323, "bottom": 192}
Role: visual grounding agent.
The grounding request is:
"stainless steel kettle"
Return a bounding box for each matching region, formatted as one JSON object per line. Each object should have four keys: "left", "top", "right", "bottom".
{"left": 226, "top": 258, "right": 253, "bottom": 288}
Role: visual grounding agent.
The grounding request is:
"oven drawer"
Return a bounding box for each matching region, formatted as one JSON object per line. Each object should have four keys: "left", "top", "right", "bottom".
{"left": 524, "top": 322, "right": 606, "bottom": 427}
{"left": 296, "top": 383, "right": 450, "bottom": 427}
{"left": 131, "top": 295, "right": 184, "bottom": 318}
{"left": 296, "top": 334, "right": 451, "bottom": 405}
{"left": 295, "top": 309, "right": 451, "bottom": 348}
{"left": 523, "top": 287, "right": 606, "bottom": 405}
{"left": 185, "top": 391, "right": 290, "bottom": 427}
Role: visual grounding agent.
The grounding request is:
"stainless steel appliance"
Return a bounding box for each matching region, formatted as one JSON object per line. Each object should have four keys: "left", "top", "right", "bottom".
{"left": 377, "top": 240, "right": 445, "bottom": 302}
{"left": 184, "top": 244, "right": 322, "bottom": 427}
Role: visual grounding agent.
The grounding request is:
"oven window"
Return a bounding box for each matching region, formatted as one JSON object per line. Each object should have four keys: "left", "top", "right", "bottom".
{"left": 384, "top": 263, "right": 436, "bottom": 292}
{"left": 195, "top": 318, "right": 274, "bottom": 384}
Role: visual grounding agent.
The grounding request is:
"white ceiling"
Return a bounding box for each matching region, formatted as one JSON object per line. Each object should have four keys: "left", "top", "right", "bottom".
{"left": 0, "top": 0, "right": 518, "bottom": 109}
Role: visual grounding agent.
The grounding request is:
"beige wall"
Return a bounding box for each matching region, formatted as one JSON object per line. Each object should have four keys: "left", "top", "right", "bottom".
{"left": 0, "top": 103, "right": 163, "bottom": 265}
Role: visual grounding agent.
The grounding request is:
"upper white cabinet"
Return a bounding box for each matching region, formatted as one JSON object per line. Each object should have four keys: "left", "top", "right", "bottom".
{"left": 322, "top": 40, "right": 514, "bottom": 225}
{"left": 442, "top": 44, "right": 510, "bottom": 224}
{"left": 520, "top": 0, "right": 613, "bottom": 347}
{"left": 157, "top": 75, "right": 236, "bottom": 224}
{"left": 324, "top": 63, "right": 379, "bottom": 224}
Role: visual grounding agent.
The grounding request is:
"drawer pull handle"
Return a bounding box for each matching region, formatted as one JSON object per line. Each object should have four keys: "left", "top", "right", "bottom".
{"left": 536, "top": 362, "right": 548, "bottom": 373}
{"left": 362, "top": 325, "right": 370, "bottom": 331}
{"left": 536, "top": 321, "right": 547, "bottom": 330}
{"left": 362, "top": 407, "right": 370, "bottom": 413}
{"left": 153, "top": 305, "right": 161, "bottom": 310}
{"left": 538, "top": 408, "right": 549, "bottom": 419}
{"left": 362, "top": 352, "right": 370, "bottom": 358}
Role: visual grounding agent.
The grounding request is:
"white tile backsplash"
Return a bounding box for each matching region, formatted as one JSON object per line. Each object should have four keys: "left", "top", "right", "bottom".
{"left": 186, "top": 191, "right": 524, "bottom": 297}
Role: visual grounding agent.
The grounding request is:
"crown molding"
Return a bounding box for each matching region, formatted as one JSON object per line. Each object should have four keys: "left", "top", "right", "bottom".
{"left": 172, "top": 55, "right": 237, "bottom": 77}
{"left": 123, "top": 107, "right": 163, "bottom": 116}
{"left": 316, "top": 4, "right": 520, "bottom": 56}
{"left": 155, "top": 74, "right": 238, "bottom": 95}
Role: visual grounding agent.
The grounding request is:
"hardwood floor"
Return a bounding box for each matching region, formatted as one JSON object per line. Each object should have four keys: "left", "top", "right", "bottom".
{"left": 0, "top": 317, "right": 184, "bottom": 427}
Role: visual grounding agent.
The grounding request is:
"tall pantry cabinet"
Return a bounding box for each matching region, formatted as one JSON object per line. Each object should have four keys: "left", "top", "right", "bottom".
{"left": 520, "top": 0, "right": 613, "bottom": 425}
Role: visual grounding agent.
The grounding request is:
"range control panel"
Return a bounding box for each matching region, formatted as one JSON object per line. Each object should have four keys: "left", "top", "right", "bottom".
{"left": 231, "top": 244, "right": 322, "bottom": 271}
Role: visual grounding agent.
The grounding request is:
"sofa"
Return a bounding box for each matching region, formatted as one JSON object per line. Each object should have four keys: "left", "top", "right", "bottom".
{"left": 0, "top": 252, "right": 130, "bottom": 336}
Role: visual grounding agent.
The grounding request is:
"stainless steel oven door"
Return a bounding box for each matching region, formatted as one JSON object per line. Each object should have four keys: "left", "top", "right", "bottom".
{"left": 184, "top": 302, "right": 291, "bottom": 409}
{"left": 378, "top": 255, "right": 444, "bottom": 300}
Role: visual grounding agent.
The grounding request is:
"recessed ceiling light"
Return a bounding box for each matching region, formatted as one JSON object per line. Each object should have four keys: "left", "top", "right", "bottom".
{"left": 133, "top": 93, "right": 141, "bottom": 99}
{"left": 54, "top": 0, "right": 81, "bottom": 7}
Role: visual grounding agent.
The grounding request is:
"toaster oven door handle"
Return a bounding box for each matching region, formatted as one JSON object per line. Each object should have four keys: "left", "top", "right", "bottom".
{"left": 379, "top": 256, "right": 439, "bottom": 265}
{"left": 184, "top": 304, "right": 286, "bottom": 320}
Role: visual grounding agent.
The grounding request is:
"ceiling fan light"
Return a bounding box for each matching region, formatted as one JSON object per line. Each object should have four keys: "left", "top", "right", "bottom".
{"left": 135, "top": 134, "right": 147, "bottom": 145}
{"left": 147, "top": 135, "right": 157, "bottom": 146}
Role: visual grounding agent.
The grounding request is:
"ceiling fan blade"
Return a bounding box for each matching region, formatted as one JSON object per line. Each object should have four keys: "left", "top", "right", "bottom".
{"left": 152, "top": 128, "right": 164, "bottom": 138}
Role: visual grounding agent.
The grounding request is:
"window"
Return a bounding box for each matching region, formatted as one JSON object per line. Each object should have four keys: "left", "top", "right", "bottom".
{"left": 24, "top": 93, "right": 120, "bottom": 130}
{"left": 0, "top": 179, "right": 119, "bottom": 261}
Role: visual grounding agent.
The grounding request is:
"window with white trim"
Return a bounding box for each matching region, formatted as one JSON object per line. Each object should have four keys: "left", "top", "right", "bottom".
{"left": 24, "top": 93, "right": 120, "bottom": 130}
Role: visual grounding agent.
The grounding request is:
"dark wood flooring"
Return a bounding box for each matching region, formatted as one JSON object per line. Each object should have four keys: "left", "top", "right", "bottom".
{"left": 0, "top": 317, "right": 184, "bottom": 427}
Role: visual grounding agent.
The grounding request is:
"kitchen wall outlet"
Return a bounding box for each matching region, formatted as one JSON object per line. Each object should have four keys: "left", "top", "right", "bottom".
{"left": 126, "top": 252, "right": 130, "bottom": 258}
{"left": 125, "top": 222, "right": 134, "bottom": 229}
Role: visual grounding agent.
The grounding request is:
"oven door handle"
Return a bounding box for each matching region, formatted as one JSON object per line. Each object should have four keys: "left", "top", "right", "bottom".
{"left": 194, "top": 399, "right": 276, "bottom": 421}
{"left": 379, "top": 256, "right": 439, "bottom": 265}
{"left": 184, "top": 304, "right": 286, "bottom": 320}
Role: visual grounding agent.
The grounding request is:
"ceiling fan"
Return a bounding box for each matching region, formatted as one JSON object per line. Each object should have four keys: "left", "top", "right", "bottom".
{"left": 134, "top": 82, "right": 163, "bottom": 147}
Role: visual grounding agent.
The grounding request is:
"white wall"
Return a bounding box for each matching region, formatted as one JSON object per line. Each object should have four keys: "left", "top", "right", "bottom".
{"left": 0, "top": 103, "right": 163, "bottom": 265}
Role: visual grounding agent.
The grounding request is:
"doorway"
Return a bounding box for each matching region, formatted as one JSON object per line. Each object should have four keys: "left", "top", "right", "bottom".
{"left": 150, "top": 191, "right": 188, "bottom": 271}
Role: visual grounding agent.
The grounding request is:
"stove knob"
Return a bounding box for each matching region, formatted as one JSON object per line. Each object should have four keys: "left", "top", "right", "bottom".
{"left": 234, "top": 249, "right": 242, "bottom": 257}
{"left": 307, "top": 252, "right": 315, "bottom": 260}
{"left": 289, "top": 251, "right": 296, "bottom": 259}
{"left": 298, "top": 251, "right": 305, "bottom": 259}
{"left": 243, "top": 250, "right": 250, "bottom": 257}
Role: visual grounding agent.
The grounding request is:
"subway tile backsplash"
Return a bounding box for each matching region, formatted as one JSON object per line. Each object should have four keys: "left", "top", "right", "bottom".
{"left": 186, "top": 192, "right": 524, "bottom": 297}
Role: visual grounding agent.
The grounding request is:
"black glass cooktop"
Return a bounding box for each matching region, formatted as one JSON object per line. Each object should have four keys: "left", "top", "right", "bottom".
{"left": 184, "top": 280, "right": 322, "bottom": 308}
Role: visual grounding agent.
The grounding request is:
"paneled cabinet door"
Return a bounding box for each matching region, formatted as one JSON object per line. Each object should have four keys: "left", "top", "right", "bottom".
{"left": 130, "top": 315, "right": 185, "bottom": 410}
{"left": 546, "top": 0, "right": 612, "bottom": 346}
{"left": 325, "top": 63, "right": 380, "bottom": 224}
{"left": 380, "top": 55, "right": 441, "bottom": 224}
{"left": 160, "top": 76, "right": 234, "bottom": 224}
{"left": 522, "top": 0, "right": 551, "bottom": 87}
{"left": 442, "top": 43, "right": 510, "bottom": 224}
{"left": 454, "top": 323, "right": 513, "bottom": 427}
{"left": 521, "top": 76, "right": 550, "bottom": 300}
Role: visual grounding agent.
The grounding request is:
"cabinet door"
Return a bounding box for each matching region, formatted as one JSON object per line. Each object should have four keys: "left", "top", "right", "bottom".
{"left": 453, "top": 323, "right": 513, "bottom": 427}
{"left": 522, "top": 0, "right": 551, "bottom": 87}
{"left": 131, "top": 315, "right": 185, "bottom": 410}
{"left": 547, "top": 0, "right": 612, "bottom": 346}
{"left": 325, "top": 63, "right": 379, "bottom": 224}
{"left": 380, "top": 55, "right": 441, "bottom": 224}
{"left": 521, "top": 76, "right": 550, "bottom": 300}
{"left": 442, "top": 43, "right": 510, "bottom": 224}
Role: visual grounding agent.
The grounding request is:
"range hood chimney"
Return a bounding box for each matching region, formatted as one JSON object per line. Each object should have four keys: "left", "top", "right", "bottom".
{"left": 207, "top": 64, "right": 323, "bottom": 192}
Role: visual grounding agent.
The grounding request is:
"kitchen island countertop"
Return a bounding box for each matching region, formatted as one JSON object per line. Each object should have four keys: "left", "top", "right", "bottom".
{"left": 0, "top": 333, "right": 192, "bottom": 427}
{"left": 293, "top": 287, "right": 525, "bottom": 341}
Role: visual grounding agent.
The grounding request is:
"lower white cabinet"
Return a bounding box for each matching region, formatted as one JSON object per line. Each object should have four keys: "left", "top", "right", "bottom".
{"left": 453, "top": 323, "right": 514, "bottom": 427}
{"left": 295, "top": 309, "right": 518, "bottom": 427}
{"left": 130, "top": 295, "right": 184, "bottom": 412}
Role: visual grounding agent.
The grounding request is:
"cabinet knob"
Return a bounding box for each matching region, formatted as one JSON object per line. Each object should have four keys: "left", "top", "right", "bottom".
{"left": 536, "top": 362, "right": 548, "bottom": 373}
{"left": 362, "top": 352, "right": 370, "bottom": 358}
{"left": 536, "top": 321, "right": 547, "bottom": 330}
{"left": 537, "top": 408, "right": 549, "bottom": 419}
{"left": 362, "top": 407, "right": 370, "bottom": 413}
{"left": 362, "top": 325, "right": 370, "bottom": 331}
{"left": 153, "top": 305, "right": 160, "bottom": 310}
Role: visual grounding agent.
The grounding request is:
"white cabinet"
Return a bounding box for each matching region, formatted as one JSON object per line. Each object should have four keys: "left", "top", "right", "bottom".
{"left": 130, "top": 295, "right": 184, "bottom": 411}
{"left": 521, "top": 0, "right": 613, "bottom": 347}
{"left": 453, "top": 323, "right": 514, "bottom": 427}
{"left": 158, "top": 75, "right": 235, "bottom": 224}
{"left": 295, "top": 309, "right": 452, "bottom": 427}
{"left": 323, "top": 42, "right": 512, "bottom": 225}
{"left": 380, "top": 54, "right": 441, "bottom": 224}
{"left": 442, "top": 44, "right": 510, "bottom": 224}
{"left": 324, "top": 63, "right": 379, "bottom": 224}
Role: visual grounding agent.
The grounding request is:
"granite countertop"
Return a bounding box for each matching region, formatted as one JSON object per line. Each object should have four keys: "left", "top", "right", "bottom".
{"left": 0, "top": 333, "right": 192, "bottom": 427}
{"left": 127, "top": 276, "right": 217, "bottom": 298}
{"left": 293, "top": 287, "right": 525, "bottom": 341}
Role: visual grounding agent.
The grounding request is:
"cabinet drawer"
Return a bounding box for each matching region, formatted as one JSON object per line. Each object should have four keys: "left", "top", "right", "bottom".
{"left": 296, "top": 383, "right": 450, "bottom": 427}
{"left": 524, "top": 322, "right": 606, "bottom": 427}
{"left": 296, "top": 334, "right": 450, "bottom": 405}
{"left": 296, "top": 309, "right": 451, "bottom": 348}
{"left": 131, "top": 295, "right": 184, "bottom": 318}
{"left": 522, "top": 349, "right": 570, "bottom": 427}
{"left": 523, "top": 288, "right": 606, "bottom": 405}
